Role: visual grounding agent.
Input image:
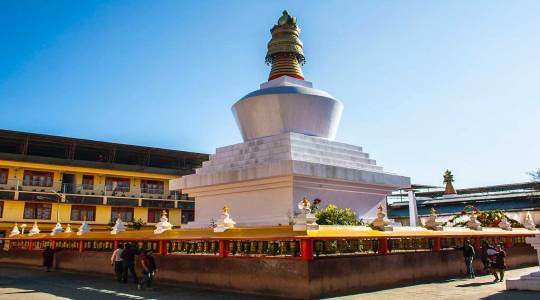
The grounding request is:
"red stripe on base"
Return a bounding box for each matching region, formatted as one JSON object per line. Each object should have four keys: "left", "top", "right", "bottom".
{"left": 268, "top": 73, "right": 304, "bottom": 81}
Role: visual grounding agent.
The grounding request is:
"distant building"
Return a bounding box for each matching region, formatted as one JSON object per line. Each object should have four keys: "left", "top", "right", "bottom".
{"left": 0, "top": 129, "right": 208, "bottom": 238}
{"left": 388, "top": 181, "right": 540, "bottom": 226}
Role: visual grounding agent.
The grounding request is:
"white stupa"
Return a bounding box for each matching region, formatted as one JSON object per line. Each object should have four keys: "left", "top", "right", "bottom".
{"left": 50, "top": 222, "right": 64, "bottom": 236}
{"left": 214, "top": 206, "right": 236, "bottom": 233}
{"left": 9, "top": 223, "right": 20, "bottom": 237}
{"left": 467, "top": 214, "right": 482, "bottom": 231}
{"left": 524, "top": 212, "right": 536, "bottom": 230}
{"left": 28, "top": 221, "right": 40, "bottom": 236}
{"left": 498, "top": 216, "right": 512, "bottom": 231}
{"left": 171, "top": 11, "right": 410, "bottom": 228}
{"left": 64, "top": 224, "right": 73, "bottom": 233}
{"left": 110, "top": 216, "right": 126, "bottom": 235}
{"left": 293, "top": 197, "right": 319, "bottom": 231}
{"left": 154, "top": 210, "right": 173, "bottom": 234}
{"left": 77, "top": 220, "right": 91, "bottom": 235}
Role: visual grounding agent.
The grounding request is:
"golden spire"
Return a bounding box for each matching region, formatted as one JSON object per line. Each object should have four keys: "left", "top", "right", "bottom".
{"left": 266, "top": 10, "right": 305, "bottom": 81}
{"left": 223, "top": 205, "right": 229, "bottom": 214}
{"left": 443, "top": 170, "right": 457, "bottom": 195}
{"left": 302, "top": 197, "right": 309, "bottom": 208}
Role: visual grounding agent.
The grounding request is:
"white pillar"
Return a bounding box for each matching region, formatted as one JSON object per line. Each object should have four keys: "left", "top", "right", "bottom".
{"left": 407, "top": 190, "right": 418, "bottom": 227}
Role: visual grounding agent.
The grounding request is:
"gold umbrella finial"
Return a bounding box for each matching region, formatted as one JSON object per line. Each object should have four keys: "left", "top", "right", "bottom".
{"left": 266, "top": 10, "right": 305, "bottom": 81}
{"left": 302, "top": 197, "right": 309, "bottom": 208}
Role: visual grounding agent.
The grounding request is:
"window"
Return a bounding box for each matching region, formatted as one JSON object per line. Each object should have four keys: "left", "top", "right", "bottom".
{"left": 111, "top": 207, "right": 134, "bottom": 222}
{"left": 105, "top": 177, "right": 130, "bottom": 192}
{"left": 70, "top": 205, "right": 96, "bottom": 221}
{"left": 82, "top": 175, "right": 94, "bottom": 190}
{"left": 141, "top": 180, "right": 164, "bottom": 194}
{"left": 23, "top": 202, "right": 52, "bottom": 220}
{"left": 23, "top": 170, "right": 53, "bottom": 187}
{"left": 0, "top": 169, "right": 8, "bottom": 184}
{"left": 181, "top": 210, "right": 194, "bottom": 224}
{"left": 0, "top": 201, "right": 3, "bottom": 218}
{"left": 147, "top": 208, "right": 168, "bottom": 223}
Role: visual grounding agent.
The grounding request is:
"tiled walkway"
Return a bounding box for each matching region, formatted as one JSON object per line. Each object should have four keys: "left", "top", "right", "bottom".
{"left": 0, "top": 265, "right": 539, "bottom": 299}
{"left": 331, "top": 266, "right": 540, "bottom": 300}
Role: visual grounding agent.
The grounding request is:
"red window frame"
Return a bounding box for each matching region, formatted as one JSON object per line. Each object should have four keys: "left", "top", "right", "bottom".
{"left": 82, "top": 175, "right": 94, "bottom": 190}
{"left": 141, "top": 180, "right": 164, "bottom": 194}
{"left": 111, "top": 207, "right": 134, "bottom": 222}
{"left": 70, "top": 205, "right": 96, "bottom": 221}
{"left": 23, "top": 170, "right": 54, "bottom": 187}
{"left": 23, "top": 202, "right": 52, "bottom": 220}
{"left": 105, "top": 177, "right": 130, "bottom": 192}
{"left": 0, "top": 169, "right": 8, "bottom": 184}
{"left": 147, "top": 208, "right": 169, "bottom": 223}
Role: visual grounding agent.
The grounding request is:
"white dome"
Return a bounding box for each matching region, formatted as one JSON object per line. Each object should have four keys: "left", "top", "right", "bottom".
{"left": 232, "top": 77, "right": 343, "bottom": 141}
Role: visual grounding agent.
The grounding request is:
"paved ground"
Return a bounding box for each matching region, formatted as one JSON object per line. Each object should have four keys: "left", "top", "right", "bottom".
{"left": 0, "top": 265, "right": 539, "bottom": 299}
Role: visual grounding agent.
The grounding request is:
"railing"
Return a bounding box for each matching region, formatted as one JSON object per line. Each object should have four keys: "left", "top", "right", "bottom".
{"left": 1, "top": 233, "right": 535, "bottom": 260}
{"left": 0, "top": 180, "right": 194, "bottom": 209}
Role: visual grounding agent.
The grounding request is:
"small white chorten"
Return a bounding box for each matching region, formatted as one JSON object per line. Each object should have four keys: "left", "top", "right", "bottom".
{"left": 77, "top": 219, "right": 91, "bottom": 235}
{"left": 214, "top": 206, "right": 236, "bottom": 232}
{"left": 154, "top": 210, "right": 173, "bottom": 234}
{"left": 293, "top": 197, "right": 319, "bottom": 231}
{"left": 28, "top": 221, "right": 40, "bottom": 236}
{"left": 524, "top": 212, "right": 536, "bottom": 230}
{"left": 65, "top": 224, "right": 73, "bottom": 233}
{"left": 50, "top": 222, "right": 64, "bottom": 236}
{"left": 498, "top": 216, "right": 512, "bottom": 231}
{"left": 467, "top": 214, "right": 482, "bottom": 231}
{"left": 424, "top": 207, "right": 443, "bottom": 231}
{"left": 9, "top": 223, "right": 20, "bottom": 237}
{"left": 371, "top": 205, "right": 393, "bottom": 231}
{"left": 110, "top": 216, "right": 127, "bottom": 234}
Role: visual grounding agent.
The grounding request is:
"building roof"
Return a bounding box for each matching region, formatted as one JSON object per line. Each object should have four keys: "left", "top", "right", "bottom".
{"left": 388, "top": 181, "right": 540, "bottom": 218}
{"left": 0, "top": 129, "right": 209, "bottom": 176}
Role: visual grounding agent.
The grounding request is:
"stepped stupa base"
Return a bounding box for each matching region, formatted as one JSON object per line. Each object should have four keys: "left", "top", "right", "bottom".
{"left": 172, "top": 132, "right": 410, "bottom": 228}
{"left": 506, "top": 234, "right": 540, "bottom": 291}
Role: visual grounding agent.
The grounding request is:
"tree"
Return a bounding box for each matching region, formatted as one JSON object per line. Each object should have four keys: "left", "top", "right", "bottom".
{"left": 528, "top": 169, "right": 540, "bottom": 191}
{"left": 315, "top": 204, "right": 364, "bottom": 226}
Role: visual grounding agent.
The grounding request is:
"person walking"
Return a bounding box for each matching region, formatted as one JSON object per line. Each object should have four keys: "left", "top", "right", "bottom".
{"left": 147, "top": 250, "right": 157, "bottom": 289}
{"left": 121, "top": 243, "right": 139, "bottom": 284}
{"left": 480, "top": 241, "right": 492, "bottom": 274}
{"left": 42, "top": 246, "right": 58, "bottom": 272}
{"left": 463, "top": 240, "right": 476, "bottom": 279}
{"left": 491, "top": 244, "right": 507, "bottom": 283}
{"left": 110, "top": 243, "right": 124, "bottom": 282}
{"left": 137, "top": 250, "right": 152, "bottom": 290}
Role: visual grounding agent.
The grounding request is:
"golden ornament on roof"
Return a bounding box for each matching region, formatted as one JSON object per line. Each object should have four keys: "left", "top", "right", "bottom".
{"left": 265, "top": 10, "right": 305, "bottom": 80}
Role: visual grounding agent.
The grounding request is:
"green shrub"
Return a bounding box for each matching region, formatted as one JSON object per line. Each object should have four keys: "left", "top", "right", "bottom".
{"left": 315, "top": 204, "right": 363, "bottom": 225}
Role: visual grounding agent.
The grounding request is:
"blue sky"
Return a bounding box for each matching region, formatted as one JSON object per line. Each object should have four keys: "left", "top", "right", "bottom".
{"left": 1, "top": 0, "right": 539, "bottom": 188}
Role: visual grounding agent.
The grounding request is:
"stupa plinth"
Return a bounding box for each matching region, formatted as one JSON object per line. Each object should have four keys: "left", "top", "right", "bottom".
{"left": 506, "top": 233, "right": 540, "bottom": 291}
{"left": 171, "top": 11, "right": 410, "bottom": 228}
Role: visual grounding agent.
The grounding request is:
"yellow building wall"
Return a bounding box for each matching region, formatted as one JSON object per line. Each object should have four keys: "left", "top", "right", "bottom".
{"left": 1, "top": 201, "right": 25, "bottom": 222}
{"left": 95, "top": 205, "right": 112, "bottom": 224}
{"left": 134, "top": 207, "right": 147, "bottom": 223}
{"left": 0, "top": 161, "right": 188, "bottom": 230}
{"left": 169, "top": 208, "right": 182, "bottom": 225}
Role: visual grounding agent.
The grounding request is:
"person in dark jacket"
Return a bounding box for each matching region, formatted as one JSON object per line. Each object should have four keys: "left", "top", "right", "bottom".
{"left": 42, "top": 246, "right": 59, "bottom": 272}
{"left": 491, "top": 244, "right": 506, "bottom": 282}
{"left": 480, "top": 241, "right": 492, "bottom": 274}
{"left": 463, "top": 240, "right": 476, "bottom": 279}
{"left": 121, "top": 243, "right": 139, "bottom": 284}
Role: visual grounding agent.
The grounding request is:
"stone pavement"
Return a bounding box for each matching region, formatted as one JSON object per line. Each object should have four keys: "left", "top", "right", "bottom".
{"left": 0, "top": 264, "right": 539, "bottom": 299}
{"left": 329, "top": 266, "right": 540, "bottom": 300}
